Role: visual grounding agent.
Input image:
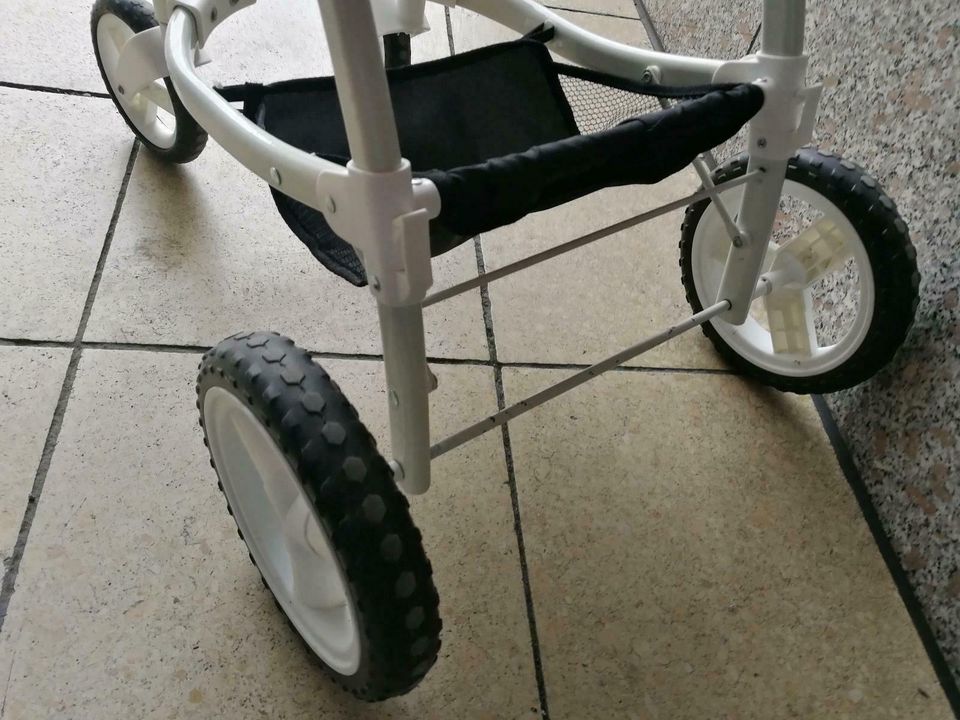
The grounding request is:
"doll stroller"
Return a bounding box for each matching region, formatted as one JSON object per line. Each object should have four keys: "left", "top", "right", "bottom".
{"left": 91, "top": 0, "right": 919, "bottom": 700}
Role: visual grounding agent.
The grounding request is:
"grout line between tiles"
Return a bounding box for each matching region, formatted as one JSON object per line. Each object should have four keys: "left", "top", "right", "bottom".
{"left": 746, "top": 22, "right": 762, "bottom": 55}
{"left": 500, "top": 360, "right": 734, "bottom": 375}
{"left": 0, "top": 141, "right": 140, "bottom": 631}
{"left": 0, "top": 338, "right": 74, "bottom": 350}
{"left": 444, "top": 4, "right": 456, "bottom": 56}
{"left": 544, "top": 5, "right": 642, "bottom": 22}
{"left": 475, "top": 235, "right": 552, "bottom": 720}
{"left": 0, "top": 80, "right": 110, "bottom": 99}
{"left": 0, "top": 337, "right": 736, "bottom": 375}
{"left": 812, "top": 396, "right": 960, "bottom": 715}
{"left": 447, "top": 7, "right": 550, "bottom": 716}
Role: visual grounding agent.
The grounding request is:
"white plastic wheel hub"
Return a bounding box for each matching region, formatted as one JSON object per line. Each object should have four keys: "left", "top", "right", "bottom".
{"left": 691, "top": 179, "right": 876, "bottom": 377}
{"left": 203, "top": 387, "right": 362, "bottom": 675}
{"left": 96, "top": 14, "right": 177, "bottom": 149}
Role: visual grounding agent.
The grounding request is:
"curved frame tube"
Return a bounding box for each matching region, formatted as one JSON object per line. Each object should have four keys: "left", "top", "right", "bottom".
{"left": 165, "top": 7, "right": 349, "bottom": 208}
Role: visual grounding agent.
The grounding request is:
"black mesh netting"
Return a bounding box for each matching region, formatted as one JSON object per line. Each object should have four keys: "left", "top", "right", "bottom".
{"left": 222, "top": 38, "right": 764, "bottom": 286}
{"left": 559, "top": 72, "right": 665, "bottom": 133}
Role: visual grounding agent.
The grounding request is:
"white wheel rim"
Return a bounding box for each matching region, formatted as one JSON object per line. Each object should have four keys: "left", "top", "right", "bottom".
{"left": 96, "top": 14, "right": 177, "bottom": 149}
{"left": 691, "top": 179, "right": 876, "bottom": 377}
{"left": 203, "top": 387, "right": 361, "bottom": 675}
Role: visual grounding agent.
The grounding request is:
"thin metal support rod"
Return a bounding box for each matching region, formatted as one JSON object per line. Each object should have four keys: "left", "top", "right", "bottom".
{"left": 430, "top": 300, "right": 730, "bottom": 458}
{"left": 690, "top": 156, "right": 742, "bottom": 242}
{"left": 632, "top": 0, "right": 667, "bottom": 53}
{"left": 637, "top": 0, "right": 719, "bottom": 171}
{"left": 423, "top": 171, "right": 760, "bottom": 308}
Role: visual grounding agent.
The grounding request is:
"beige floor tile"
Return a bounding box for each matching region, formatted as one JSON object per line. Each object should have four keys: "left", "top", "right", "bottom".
{"left": 482, "top": 177, "right": 727, "bottom": 369}
{"left": 0, "top": 1, "right": 447, "bottom": 93}
{"left": 197, "top": 2, "right": 451, "bottom": 85}
{"left": 2, "top": 1, "right": 104, "bottom": 92}
{"left": 445, "top": 7, "right": 722, "bottom": 369}
{"left": 0, "top": 88, "right": 131, "bottom": 341}
{"left": 0, "top": 347, "right": 70, "bottom": 562}
{"left": 2, "top": 0, "right": 323, "bottom": 93}
{"left": 0, "top": 349, "right": 538, "bottom": 719}
{"left": 502, "top": 367, "right": 951, "bottom": 719}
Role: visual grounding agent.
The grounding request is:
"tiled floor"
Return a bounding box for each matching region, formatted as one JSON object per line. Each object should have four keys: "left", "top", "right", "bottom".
{"left": 0, "top": 2, "right": 952, "bottom": 719}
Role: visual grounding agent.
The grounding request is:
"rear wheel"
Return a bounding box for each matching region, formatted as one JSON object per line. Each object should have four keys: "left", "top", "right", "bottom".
{"left": 680, "top": 148, "right": 919, "bottom": 394}
{"left": 92, "top": 0, "right": 207, "bottom": 162}
{"left": 198, "top": 333, "right": 441, "bottom": 700}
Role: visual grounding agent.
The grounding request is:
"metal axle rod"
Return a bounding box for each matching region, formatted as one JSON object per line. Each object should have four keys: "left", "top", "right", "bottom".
{"left": 430, "top": 299, "right": 731, "bottom": 458}
{"left": 422, "top": 171, "right": 761, "bottom": 308}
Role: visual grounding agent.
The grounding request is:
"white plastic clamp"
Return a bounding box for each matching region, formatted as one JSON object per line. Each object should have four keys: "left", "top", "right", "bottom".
{"left": 316, "top": 161, "right": 441, "bottom": 307}
{"left": 372, "top": 0, "right": 432, "bottom": 37}
{"left": 714, "top": 53, "right": 822, "bottom": 161}
{"left": 114, "top": 23, "right": 211, "bottom": 99}
{"left": 154, "top": 0, "right": 256, "bottom": 46}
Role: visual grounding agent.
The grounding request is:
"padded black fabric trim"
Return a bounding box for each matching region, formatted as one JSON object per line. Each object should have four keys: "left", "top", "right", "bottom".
{"left": 220, "top": 38, "right": 764, "bottom": 286}
{"left": 423, "top": 83, "right": 764, "bottom": 238}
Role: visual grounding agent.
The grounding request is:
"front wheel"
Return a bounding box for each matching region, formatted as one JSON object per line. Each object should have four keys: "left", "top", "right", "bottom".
{"left": 92, "top": 0, "right": 207, "bottom": 162}
{"left": 680, "top": 148, "right": 920, "bottom": 394}
{"left": 197, "top": 333, "right": 441, "bottom": 700}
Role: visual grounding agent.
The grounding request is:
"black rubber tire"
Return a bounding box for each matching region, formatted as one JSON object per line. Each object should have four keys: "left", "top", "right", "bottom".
{"left": 91, "top": 0, "right": 208, "bottom": 163}
{"left": 197, "top": 332, "right": 441, "bottom": 701}
{"left": 679, "top": 147, "right": 920, "bottom": 394}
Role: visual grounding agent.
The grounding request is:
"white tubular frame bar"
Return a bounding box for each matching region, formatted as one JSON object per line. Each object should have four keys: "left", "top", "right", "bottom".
{"left": 158, "top": 0, "right": 815, "bottom": 494}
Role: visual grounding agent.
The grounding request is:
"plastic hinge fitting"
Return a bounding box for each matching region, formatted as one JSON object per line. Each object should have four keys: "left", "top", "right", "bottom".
{"left": 713, "top": 53, "right": 823, "bottom": 161}
{"left": 316, "top": 161, "right": 440, "bottom": 307}
{"left": 372, "top": 0, "right": 432, "bottom": 37}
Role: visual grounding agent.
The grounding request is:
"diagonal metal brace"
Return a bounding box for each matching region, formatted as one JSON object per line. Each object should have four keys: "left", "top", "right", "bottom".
{"left": 430, "top": 300, "right": 731, "bottom": 458}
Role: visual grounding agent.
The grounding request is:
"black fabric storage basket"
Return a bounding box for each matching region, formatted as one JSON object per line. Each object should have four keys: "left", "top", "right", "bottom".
{"left": 224, "top": 38, "right": 763, "bottom": 286}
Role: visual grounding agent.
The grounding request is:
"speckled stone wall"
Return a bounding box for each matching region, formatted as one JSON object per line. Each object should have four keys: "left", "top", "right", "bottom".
{"left": 641, "top": 0, "right": 960, "bottom": 683}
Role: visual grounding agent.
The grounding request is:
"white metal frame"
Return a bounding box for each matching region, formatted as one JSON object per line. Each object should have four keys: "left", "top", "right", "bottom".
{"left": 115, "top": 0, "right": 822, "bottom": 494}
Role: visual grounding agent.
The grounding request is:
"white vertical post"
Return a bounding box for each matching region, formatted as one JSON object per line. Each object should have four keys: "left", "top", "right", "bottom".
{"left": 377, "top": 304, "right": 432, "bottom": 494}
{"left": 713, "top": 158, "right": 788, "bottom": 323}
{"left": 315, "top": 0, "right": 402, "bottom": 172}
{"left": 761, "top": 0, "right": 806, "bottom": 57}
{"left": 714, "top": 0, "right": 805, "bottom": 323}
{"left": 316, "top": 0, "right": 432, "bottom": 493}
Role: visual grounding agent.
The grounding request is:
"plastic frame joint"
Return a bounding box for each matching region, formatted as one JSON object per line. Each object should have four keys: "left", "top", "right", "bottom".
{"left": 154, "top": 0, "right": 257, "bottom": 46}
{"left": 315, "top": 161, "right": 441, "bottom": 307}
{"left": 713, "top": 53, "right": 822, "bottom": 161}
